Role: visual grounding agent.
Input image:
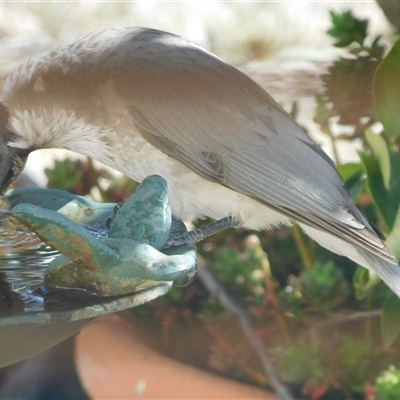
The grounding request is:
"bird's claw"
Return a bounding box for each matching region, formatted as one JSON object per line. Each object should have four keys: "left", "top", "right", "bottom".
{"left": 165, "top": 215, "right": 243, "bottom": 248}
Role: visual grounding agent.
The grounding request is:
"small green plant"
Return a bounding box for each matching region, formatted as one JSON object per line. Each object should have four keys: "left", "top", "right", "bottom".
{"left": 327, "top": 10, "right": 369, "bottom": 48}
{"left": 375, "top": 366, "right": 400, "bottom": 400}
{"left": 280, "top": 261, "right": 350, "bottom": 314}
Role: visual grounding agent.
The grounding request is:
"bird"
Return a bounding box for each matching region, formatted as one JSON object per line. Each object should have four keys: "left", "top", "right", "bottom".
{"left": 0, "top": 27, "right": 399, "bottom": 296}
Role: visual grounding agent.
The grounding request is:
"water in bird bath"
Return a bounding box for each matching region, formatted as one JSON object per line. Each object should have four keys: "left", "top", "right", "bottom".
{"left": 0, "top": 193, "right": 123, "bottom": 315}
{"left": 0, "top": 212, "right": 56, "bottom": 314}
{"left": 0, "top": 212, "right": 153, "bottom": 316}
{"left": 0, "top": 210, "right": 152, "bottom": 315}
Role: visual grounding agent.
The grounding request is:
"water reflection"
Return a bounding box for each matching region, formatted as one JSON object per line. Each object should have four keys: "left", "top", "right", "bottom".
{"left": 0, "top": 272, "right": 25, "bottom": 317}
{"left": 0, "top": 213, "right": 116, "bottom": 315}
{"left": 0, "top": 245, "right": 58, "bottom": 289}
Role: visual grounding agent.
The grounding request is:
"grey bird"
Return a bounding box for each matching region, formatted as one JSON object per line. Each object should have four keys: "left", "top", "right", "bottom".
{"left": 0, "top": 27, "right": 399, "bottom": 296}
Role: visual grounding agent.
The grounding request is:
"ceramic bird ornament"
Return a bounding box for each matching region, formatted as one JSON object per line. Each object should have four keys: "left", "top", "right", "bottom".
{"left": 1, "top": 27, "right": 399, "bottom": 296}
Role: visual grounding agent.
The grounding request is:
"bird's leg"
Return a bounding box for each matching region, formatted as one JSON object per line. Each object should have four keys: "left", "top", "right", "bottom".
{"left": 165, "top": 215, "right": 243, "bottom": 248}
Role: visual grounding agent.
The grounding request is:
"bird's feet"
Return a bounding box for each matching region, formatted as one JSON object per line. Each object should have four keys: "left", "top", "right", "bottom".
{"left": 165, "top": 215, "right": 243, "bottom": 248}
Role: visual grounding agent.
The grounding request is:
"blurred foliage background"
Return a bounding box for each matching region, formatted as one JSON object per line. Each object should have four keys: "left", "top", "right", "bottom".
{"left": 2, "top": 2, "right": 400, "bottom": 399}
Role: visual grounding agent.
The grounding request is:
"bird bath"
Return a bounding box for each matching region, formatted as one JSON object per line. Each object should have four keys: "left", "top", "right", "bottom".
{"left": 0, "top": 264, "right": 171, "bottom": 368}
{"left": 0, "top": 176, "right": 196, "bottom": 368}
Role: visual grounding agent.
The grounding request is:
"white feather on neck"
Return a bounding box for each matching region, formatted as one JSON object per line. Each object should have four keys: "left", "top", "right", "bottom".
{"left": 7, "top": 107, "right": 113, "bottom": 162}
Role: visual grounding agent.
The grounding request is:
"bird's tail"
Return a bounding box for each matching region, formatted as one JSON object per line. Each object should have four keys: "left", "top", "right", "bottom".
{"left": 358, "top": 249, "right": 400, "bottom": 298}
{"left": 299, "top": 223, "right": 400, "bottom": 297}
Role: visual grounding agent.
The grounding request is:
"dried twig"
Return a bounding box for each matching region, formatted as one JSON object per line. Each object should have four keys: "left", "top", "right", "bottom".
{"left": 313, "top": 309, "right": 381, "bottom": 330}
{"left": 196, "top": 256, "right": 294, "bottom": 400}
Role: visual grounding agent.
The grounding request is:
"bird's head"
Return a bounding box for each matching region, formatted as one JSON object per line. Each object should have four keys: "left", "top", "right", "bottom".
{"left": 0, "top": 103, "right": 30, "bottom": 195}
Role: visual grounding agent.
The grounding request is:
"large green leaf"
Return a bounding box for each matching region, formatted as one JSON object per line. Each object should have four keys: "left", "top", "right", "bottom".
{"left": 386, "top": 206, "right": 400, "bottom": 261}
{"left": 365, "top": 130, "right": 391, "bottom": 190}
{"left": 374, "top": 38, "right": 400, "bottom": 137}
{"left": 358, "top": 151, "right": 400, "bottom": 231}
{"left": 337, "top": 162, "right": 366, "bottom": 203}
{"left": 337, "top": 162, "right": 364, "bottom": 181}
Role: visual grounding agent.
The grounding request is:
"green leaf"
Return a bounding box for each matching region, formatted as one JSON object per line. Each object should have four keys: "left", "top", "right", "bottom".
{"left": 375, "top": 366, "right": 400, "bottom": 399}
{"left": 358, "top": 151, "right": 400, "bottom": 231}
{"left": 337, "top": 162, "right": 367, "bottom": 202}
{"left": 337, "top": 162, "right": 363, "bottom": 181}
{"left": 365, "top": 130, "right": 391, "bottom": 190}
{"left": 353, "top": 266, "right": 381, "bottom": 299}
{"left": 348, "top": 177, "right": 367, "bottom": 204}
{"left": 374, "top": 38, "right": 400, "bottom": 137}
{"left": 381, "top": 289, "right": 400, "bottom": 348}
{"left": 386, "top": 207, "right": 400, "bottom": 261}
{"left": 327, "top": 10, "right": 368, "bottom": 47}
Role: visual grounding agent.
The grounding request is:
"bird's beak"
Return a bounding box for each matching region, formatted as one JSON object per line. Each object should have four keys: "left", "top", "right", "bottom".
{"left": 0, "top": 136, "right": 29, "bottom": 195}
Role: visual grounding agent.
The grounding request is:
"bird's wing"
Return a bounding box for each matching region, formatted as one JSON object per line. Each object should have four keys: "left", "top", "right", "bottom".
{"left": 35, "top": 27, "right": 388, "bottom": 262}
{"left": 94, "top": 28, "right": 394, "bottom": 262}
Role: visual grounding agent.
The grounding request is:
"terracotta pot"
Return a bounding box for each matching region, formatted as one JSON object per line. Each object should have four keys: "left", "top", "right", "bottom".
{"left": 75, "top": 314, "right": 277, "bottom": 399}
